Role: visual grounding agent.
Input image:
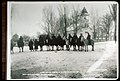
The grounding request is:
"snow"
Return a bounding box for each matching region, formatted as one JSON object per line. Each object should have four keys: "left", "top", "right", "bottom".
{"left": 10, "top": 41, "right": 118, "bottom": 79}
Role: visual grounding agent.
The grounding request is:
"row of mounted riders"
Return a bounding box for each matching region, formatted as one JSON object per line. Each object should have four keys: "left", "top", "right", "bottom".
{"left": 11, "top": 33, "right": 94, "bottom": 53}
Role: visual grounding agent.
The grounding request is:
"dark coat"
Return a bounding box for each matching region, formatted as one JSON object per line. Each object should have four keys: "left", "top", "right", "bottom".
{"left": 72, "top": 35, "right": 78, "bottom": 45}
{"left": 39, "top": 36, "right": 44, "bottom": 46}
{"left": 34, "top": 40, "right": 39, "bottom": 49}
{"left": 17, "top": 37, "right": 24, "bottom": 48}
{"left": 45, "top": 35, "right": 50, "bottom": 46}
{"left": 49, "top": 38, "right": 53, "bottom": 46}
{"left": 68, "top": 35, "right": 72, "bottom": 45}
{"left": 77, "top": 36, "right": 84, "bottom": 46}
{"left": 28, "top": 40, "right": 33, "bottom": 50}
{"left": 51, "top": 35, "right": 56, "bottom": 45}
{"left": 87, "top": 34, "right": 91, "bottom": 40}
{"left": 56, "top": 35, "right": 62, "bottom": 46}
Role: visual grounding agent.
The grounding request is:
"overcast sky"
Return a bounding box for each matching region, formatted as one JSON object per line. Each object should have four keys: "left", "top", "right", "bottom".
{"left": 9, "top": 2, "right": 114, "bottom": 37}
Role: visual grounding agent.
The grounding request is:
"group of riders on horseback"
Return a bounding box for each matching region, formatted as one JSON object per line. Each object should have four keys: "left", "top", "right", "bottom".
{"left": 11, "top": 32, "right": 94, "bottom": 53}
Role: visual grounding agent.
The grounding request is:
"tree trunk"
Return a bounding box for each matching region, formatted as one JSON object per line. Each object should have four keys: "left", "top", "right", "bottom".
{"left": 114, "top": 21, "right": 117, "bottom": 43}
{"left": 108, "top": 28, "right": 110, "bottom": 41}
{"left": 75, "top": 21, "right": 77, "bottom": 34}
{"left": 64, "top": 17, "right": 67, "bottom": 38}
{"left": 64, "top": 7, "right": 67, "bottom": 39}
{"left": 108, "top": 32, "right": 109, "bottom": 41}
{"left": 101, "top": 31, "right": 103, "bottom": 40}
{"left": 105, "top": 34, "right": 108, "bottom": 41}
{"left": 93, "top": 25, "right": 96, "bottom": 39}
{"left": 97, "top": 28, "right": 99, "bottom": 41}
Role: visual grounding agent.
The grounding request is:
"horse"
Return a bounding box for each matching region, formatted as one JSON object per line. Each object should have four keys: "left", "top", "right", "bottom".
{"left": 11, "top": 40, "right": 16, "bottom": 53}
{"left": 77, "top": 36, "right": 85, "bottom": 51}
{"left": 82, "top": 38, "right": 94, "bottom": 52}
{"left": 59, "top": 37, "right": 66, "bottom": 50}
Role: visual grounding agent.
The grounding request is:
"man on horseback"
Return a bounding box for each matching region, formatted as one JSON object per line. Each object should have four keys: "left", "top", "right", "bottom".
{"left": 17, "top": 36, "right": 24, "bottom": 52}
{"left": 68, "top": 34, "right": 72, "bottom": 47}
{"left": 77, "top": 33, "right": 84, "bottom": 51}
{"left": 56, "top": 34, "right": 62, "bottom": 51}
{"left": 45, "top": 34, "right": 50, "bottom": 51}
{"left": 34, "top": 39, "right": 39, "bottom": 51}
{"left": 39, "top": 35, "right": 44, "bottom": 51}
{"left": 86, "top": 32, "right": 91, "bottom": 45}
{"left": 72, "top": 33, "right": 78, "bottom": 51}
{"left": 51, "top": 34, "right": 56, "bottom": 51}
{"left": 28, "top": 39, "right": 34, "bottom": 52}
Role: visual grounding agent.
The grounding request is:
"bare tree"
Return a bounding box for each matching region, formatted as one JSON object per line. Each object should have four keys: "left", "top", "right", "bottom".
{"left": 42, "top": 6, "right": 57, "bottom": 35}
{"left": 96, "top": 18, "right": 101, "bottom": 40}
{"left": 101, "top": 13, "right": 112, "bottom": 41}
{"left": 71, "top": 6, "right": 82, "bottom": 34}
{"left": 90, "top": 8, "right": 99, "bottom": 40}
{"left": 57, "top": 5, "right": 64, "bottom": 36}
{"left": 57, "top": 5, "right": 70, "bottom": 38}
{"left": 109, "top": 4, "right": 117, "bottom": 43}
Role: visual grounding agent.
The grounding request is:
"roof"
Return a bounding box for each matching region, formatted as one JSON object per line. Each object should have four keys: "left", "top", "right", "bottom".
{"left": 81, "top": 7, "right": 89, "bottom": 16}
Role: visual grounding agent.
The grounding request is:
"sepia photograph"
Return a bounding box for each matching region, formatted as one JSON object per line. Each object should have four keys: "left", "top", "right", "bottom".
{"left": 7, "top": 1, "right": 119, "bottom": 80}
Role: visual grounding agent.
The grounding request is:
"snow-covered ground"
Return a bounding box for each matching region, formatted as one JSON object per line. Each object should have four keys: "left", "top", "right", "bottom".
{"left": 10, "top": 41, "right": 118, "bottom": 79}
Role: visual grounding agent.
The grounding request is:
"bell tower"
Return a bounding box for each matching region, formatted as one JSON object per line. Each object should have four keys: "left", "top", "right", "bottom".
{"left": 81, "top": 7, "right": 89, "bottom": 28}
{"left": 80, "top": 7, "right": 93, "bottom": 38}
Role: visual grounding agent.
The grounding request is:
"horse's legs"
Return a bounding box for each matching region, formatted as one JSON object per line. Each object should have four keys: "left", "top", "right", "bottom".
{"left": 41, "top": 46, "right": 43, "bottom": 51}
{"left": 78, "top": 46, "right": 80, "bottom": 51}
{"left": 22, "top": 47, "right": 23, "bottom": 52}
{"left": 80, "top": 46, "right": 82, "bottom": 51}
{"left": 46, "top": 46, "right": 48, "bottom": 51}
{"left": 39, "top": 46, "right": 42, "bottom": 51}
{"left": 19, "top": 47, "right": 21, "bottom": 52}
{"left": 85, "top": 45, "right": 86, "bottom": 52}
{"left": 62, "top": 46, "right": 64, "bottom": 50}
{"left": 57, "top": 46, "right": 59, "bottom": 51}
{"left": 49, "top": 45, "right": 50, "bottom": 50}
{"left": 81, "top": 46, "right": 84, "bottom": 51}
{"left": 92, "top": 45, "right": 94, "bottom": 51}
{"left": 12, "top": 49, "right": 14, "bottom": 53}
{"left": 75, "top": 45, "right": 77, "bottom": 51}
{"left": 85, "top": 45, "right": 88, "bottom": 52}
{"left": 87, "top": 45, "right": 88, "bottom": 52}
{"left": 52, "top": 46, "right": 54, "bottom": 51}
{"left": 69, "top": 45, "right": 72, "bottom": 50}
{"left": 48, "top": 45, "right": 50, "bottom": 51}
{"left": 39, "top": 46, "right": 41, "bottom": 51}
{"left": 73, "top": 45, "right": 75, "bottom": 51}
{"left": 47, "top": 46, "right": 49, "bottom": 51}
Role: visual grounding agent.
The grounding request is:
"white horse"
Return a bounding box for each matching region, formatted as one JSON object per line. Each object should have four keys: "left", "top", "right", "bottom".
{"left": 81, "top": 37, "right": 94, "bottom": 52}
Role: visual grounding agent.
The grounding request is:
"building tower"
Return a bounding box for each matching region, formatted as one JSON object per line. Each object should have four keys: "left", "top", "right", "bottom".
{"left": 81, "top": 7, "right": 89, "bottom": 28}
{"left": 80, "top": 7, "right": 93, "bottom": 38}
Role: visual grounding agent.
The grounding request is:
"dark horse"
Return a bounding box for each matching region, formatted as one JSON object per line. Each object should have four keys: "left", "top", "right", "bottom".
{"left": 77, "top": 34, "right": 85, "bottom": 51}
{"left": 17, "top": 36, "right": 24, "bottom": 52}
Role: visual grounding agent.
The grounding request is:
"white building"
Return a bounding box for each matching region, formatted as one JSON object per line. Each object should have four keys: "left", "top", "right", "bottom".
{"left": 67, "top": 7, "right": 93, "bottom": 38}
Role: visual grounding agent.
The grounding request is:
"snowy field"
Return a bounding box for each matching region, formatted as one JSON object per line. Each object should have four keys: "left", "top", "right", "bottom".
{"left": 10, "top": 41, "right": 118, "bottom": 79}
